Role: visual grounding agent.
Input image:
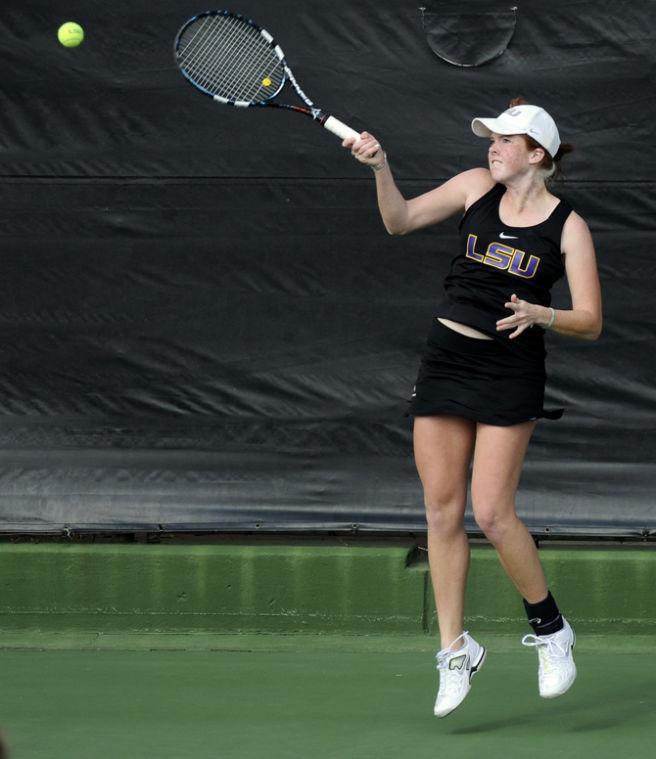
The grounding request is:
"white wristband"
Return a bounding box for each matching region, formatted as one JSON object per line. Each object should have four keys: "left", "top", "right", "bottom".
{"left": 546, "top": 307, "right": 556, "bottom": 329}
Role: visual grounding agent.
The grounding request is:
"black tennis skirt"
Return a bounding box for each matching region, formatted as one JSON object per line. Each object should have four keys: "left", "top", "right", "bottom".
{"left": 407, "top": 319, "right": 563, "bottom": 426}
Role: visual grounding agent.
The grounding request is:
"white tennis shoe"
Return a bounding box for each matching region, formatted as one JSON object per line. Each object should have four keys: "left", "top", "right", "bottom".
{"left": 433, "top": 631, "right": 487, "bottom": 718}
{"left": 522, "top": 617, "right": 577, "bottom": 698}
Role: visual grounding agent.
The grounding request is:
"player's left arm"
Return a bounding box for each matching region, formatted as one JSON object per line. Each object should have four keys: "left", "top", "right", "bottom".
{"left": 550, "top": 211, "right": 603, "bottom": 340}
{"left": 496, "top": 211, "right": 602, "bottom": 340}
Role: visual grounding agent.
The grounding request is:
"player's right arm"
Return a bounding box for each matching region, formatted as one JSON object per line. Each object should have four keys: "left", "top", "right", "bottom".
{"left": 374, "top": 165, "right": 493, "bottom": 235}
{"left": 344, "top": 133, "right": 494, "bottom": 235}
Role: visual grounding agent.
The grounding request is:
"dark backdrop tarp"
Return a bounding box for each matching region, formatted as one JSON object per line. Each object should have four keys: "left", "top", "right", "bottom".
{"left": 0, "top": 0, "right": 654, "bottom": 536}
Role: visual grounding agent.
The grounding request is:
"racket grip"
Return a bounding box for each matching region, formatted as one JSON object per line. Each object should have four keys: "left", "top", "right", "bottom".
{"left": 323, "top": 115, "right": 361, "bottom": 142}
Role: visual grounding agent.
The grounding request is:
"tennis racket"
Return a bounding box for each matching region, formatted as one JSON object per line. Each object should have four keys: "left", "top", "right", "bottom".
{"left": 173, "top": 10, "right": 362, "bottom": 143}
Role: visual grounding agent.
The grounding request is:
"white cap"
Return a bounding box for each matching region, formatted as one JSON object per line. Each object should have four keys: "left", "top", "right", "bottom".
{"left": 471, "top": 104, "right": 561, "bottom": 158}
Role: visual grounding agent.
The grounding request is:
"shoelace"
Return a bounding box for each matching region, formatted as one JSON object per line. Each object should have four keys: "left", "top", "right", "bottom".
{"left": 521, "top": 633, "right": 569, "bottom": 657}
{"left": 521, "top": 633, "right": 568, "bottom": 674}
{"left": 437, "top": 630, "right": 469, "bottom": 664}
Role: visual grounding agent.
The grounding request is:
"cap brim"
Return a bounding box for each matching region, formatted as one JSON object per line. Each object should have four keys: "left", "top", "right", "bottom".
{"left": 471, "top": 116, "right": 517, "bottom": 138}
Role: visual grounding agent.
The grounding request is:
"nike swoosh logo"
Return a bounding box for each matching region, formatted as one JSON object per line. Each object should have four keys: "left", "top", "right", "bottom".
{"left": 499, "top": 232, "right": 518, "bottom": 239}
{"left": 528, "top": 617, "right": 542, "bottom": 625}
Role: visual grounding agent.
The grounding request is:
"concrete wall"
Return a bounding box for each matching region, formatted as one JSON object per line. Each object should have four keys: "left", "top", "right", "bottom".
{"left": 1, "top": 542, "right": 654, "bottom": 639}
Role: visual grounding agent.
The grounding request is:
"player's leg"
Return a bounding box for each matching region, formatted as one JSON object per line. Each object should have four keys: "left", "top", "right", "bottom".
{"left": 414, "top": 414, "right": 475, "bottom": 647}
{"left": 414, "top": 415, "right": 486, "bottom": 718}
{"left": 470, "top": 420, "right": 546, "bottom": 601}
{"left": 470, "top": 421, "right": 576, "bottom": 698}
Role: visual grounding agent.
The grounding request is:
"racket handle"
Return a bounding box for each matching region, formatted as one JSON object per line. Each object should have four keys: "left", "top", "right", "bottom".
{"left": 323, "top": 115, "right": 361, "bottom": 142}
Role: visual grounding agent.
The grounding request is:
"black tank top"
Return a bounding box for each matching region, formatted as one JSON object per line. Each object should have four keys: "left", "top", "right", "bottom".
{"left": 436, "top": 183, "right": 571, "bottom": 361}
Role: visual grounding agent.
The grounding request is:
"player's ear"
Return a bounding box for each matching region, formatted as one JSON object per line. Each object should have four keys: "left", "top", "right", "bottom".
{"left": 529, "top": 146, "right": 546, "bottom": 165}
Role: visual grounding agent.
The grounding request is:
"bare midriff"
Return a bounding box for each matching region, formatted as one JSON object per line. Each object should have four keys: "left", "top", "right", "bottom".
{"left": 437, "top": 318, "right": 493, "bottom": 340}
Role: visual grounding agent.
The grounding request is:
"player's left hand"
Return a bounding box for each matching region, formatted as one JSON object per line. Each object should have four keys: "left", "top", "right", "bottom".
{"left": 496, "top": 294, "right": 545, "bottom": 339}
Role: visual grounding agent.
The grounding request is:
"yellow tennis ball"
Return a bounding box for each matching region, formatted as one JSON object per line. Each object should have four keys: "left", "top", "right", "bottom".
{"left": 58, "top": 22, "right": 84, "bottom": 48}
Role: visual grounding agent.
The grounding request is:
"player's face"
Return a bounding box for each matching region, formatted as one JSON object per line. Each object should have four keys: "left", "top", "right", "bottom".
{"left": 488, "top": 134, "right": 534, "bottom": 181}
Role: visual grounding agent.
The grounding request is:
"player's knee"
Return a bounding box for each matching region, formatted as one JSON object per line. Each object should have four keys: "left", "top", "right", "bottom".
{"left": 424, "top": 492, "right": 465, "bottom": 534}
{"left": 472, "top": 501, "right": 514, "bottom": 542}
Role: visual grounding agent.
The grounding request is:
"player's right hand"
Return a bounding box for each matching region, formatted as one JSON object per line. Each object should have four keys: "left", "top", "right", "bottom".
{"left": 343, "top": 131, "right": 385, "bottom": 169}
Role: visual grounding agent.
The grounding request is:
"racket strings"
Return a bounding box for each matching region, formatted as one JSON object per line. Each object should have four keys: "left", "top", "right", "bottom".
{"left": 213, "top": 26, "right": 284, "bottom": 102}
{"left": 178, "top": 16, "right": 217, "bottom": 67}
{"left": 208, "top": 23, "right": 275, "bottom": 100}
{"left": 186, "top": 17, "right": 248, "bottom": 87}
{"left": 177, "top": 14, "right": 284, "bottom": 103}
{"left": 182, "top": 16, "right": 279, "bottom": 100}
{"left": 178, "top": 16, "right": 244, "bottom": 90}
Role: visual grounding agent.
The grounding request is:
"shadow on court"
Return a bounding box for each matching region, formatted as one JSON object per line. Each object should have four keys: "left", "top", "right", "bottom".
{"left": 0, "top": 634, "right": 654, "bottom": 759}
{"left": 448, "top": 676, "right": 653, "bottom": 736}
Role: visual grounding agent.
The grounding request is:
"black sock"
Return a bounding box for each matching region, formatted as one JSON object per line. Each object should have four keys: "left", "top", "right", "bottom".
{"left": 523, "top": 590, "right": 564, "bottom": 636}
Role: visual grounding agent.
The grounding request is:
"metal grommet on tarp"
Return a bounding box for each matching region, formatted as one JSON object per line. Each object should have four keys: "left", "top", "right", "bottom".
{"left": 419, "top": 3, "right": 518, "bottom": 67}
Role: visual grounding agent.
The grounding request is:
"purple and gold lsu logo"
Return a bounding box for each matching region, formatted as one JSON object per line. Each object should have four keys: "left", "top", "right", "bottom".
{"left": 465, "top": 234, "right": 540, "bottom": 279}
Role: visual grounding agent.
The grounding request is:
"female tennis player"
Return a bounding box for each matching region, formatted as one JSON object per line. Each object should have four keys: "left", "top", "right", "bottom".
{"left": 343, "top": 99, "right": 602, "bottom": 718}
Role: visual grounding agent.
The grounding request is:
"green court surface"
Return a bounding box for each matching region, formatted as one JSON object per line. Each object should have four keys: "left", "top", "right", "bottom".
{"left": 0, "top": 633, "right": 654, "bottom": 759}
{"left": 1, "top": 542, "right": 655, "bottom": 758}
